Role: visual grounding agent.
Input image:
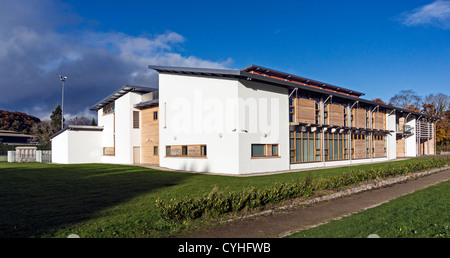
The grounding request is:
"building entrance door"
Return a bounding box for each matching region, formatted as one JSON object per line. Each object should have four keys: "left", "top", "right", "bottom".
{"left": 133, "top": 146, "right": 140, "bottom": 164}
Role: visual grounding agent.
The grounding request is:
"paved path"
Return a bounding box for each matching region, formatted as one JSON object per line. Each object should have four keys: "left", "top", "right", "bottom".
{"left": 181, "top": 169, "right": 450, "bottom": 238}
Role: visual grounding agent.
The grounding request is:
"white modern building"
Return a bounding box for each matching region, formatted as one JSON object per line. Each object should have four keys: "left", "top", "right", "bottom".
{"left": 51, "top": 65, "right": 438, "bottom": 175}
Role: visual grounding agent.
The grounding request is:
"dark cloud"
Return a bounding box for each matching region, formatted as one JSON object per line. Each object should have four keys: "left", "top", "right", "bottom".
{"left": 0, "top": 0, "right": 231, "bottom": 120}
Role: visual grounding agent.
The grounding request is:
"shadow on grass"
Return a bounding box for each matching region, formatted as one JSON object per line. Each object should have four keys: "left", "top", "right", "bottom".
{"left": 0, "top": 163, "right": 194, "bottom": 238}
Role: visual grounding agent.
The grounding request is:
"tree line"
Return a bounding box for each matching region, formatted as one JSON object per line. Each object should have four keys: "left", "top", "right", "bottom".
{"left": 0, "top": 105, "right": 96, "bottom": 150}
{"left": 373, "top": 90, "right": 449, "bottom": 149}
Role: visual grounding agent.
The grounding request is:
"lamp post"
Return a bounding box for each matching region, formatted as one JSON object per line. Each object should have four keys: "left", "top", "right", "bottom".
{"left": 59, "top": 75, "right": 67, "bottom": 130}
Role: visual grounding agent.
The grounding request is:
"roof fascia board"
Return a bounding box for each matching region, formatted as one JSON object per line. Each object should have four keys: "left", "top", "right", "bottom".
{"left": 242, "top": 71, "right": 437, "bottom": 119}
{"left": 149, "top": 65, "right": 438, "bottom": 120}
{"left": 90, "top": 85, "right": 157, "bottom": 111}
{"left": 50, "top": 126, "right": 104, "bottom": 139}
{"left": 242, "top": 64, "right": 365, "bottom": 97}
{"left": 148, "top": 65, "right": 241, "bottom": 77}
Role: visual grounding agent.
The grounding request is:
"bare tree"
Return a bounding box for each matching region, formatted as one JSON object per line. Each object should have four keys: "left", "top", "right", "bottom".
{"left": 389, "top": 90, "right": 422, "bottom": 111}
{"left": 68, "top": 116, "right": 91, "bottom": 126}
{"left": 423, "top": 93, "right": 449, "bottom": 118}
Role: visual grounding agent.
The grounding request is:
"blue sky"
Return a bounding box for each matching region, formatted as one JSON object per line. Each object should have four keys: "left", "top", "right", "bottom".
{"left": 0, "top": 0, "right": 449, "bottom": 120}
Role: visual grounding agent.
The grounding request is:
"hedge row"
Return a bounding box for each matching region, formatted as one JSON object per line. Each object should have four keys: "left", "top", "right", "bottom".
{"left": 155, "top": 157, "right": 450, "bottom": 221}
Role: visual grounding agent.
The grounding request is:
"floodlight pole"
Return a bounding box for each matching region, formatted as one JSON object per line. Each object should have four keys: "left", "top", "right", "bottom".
{"left": 59, "top": 75, "right": 67, "bottom": 130}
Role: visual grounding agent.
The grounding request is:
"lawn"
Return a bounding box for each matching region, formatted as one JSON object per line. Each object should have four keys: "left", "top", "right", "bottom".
{"left": 287, "top": 180, "right": 449, "bottom": 238}
{"left": 0, "top": 158, "right": 446, "bottom": 238}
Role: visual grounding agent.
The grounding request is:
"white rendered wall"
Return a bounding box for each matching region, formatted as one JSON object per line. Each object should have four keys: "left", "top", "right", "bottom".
{"left": 158, "top": 74, "right": 290, "bottom": 174}
{"left": 159, "top": 74, "right": 240, "bottom": 174}
{"left": 387, "top": 112, "right": 396, "bottom": 160}
{"left": 99, "top": 92, "right": 142, "bottom": 164}
{"left": 67, "top": 130, "right": 102, "bottom": 163}
{"left": 237, "top": 79, "right": 290, "bottom": 174}
{"left": 405, "top": 116, "right": 417, "bottom": 157}
{"left": 51, "top": 130, "right": 69, "bottom": 163}
{"left": 51, "top": 130, "right": 102, "bottom": 164}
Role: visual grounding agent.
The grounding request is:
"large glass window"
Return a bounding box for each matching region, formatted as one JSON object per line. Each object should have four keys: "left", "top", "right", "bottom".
{"left": 251, "top": 144, "right": 266, "bottom": 157}
{"left": 289, "top": 131, "right": 322, "bottom": 163}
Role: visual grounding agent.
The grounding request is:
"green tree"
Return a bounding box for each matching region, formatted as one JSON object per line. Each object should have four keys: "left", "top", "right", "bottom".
{"left": 30, "top": 121, "right": 53, "bottom": 149}
{"left": 50, "top": 105, "right": 63, "bottom": 133}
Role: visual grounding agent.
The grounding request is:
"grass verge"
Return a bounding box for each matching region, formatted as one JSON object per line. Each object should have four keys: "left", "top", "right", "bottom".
{"left": 287, "top": 180, "right": 450, "bottom": 238}
{"left": 0, "top": 157, "right": 447, "bottom": 238}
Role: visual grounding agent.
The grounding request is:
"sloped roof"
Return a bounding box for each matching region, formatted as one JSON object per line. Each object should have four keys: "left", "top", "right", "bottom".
{"left": 148, "top": 64, "right": 439, "bottom": 120}
{"left": 90, "top": 85, "right": 158, "bottom": 111}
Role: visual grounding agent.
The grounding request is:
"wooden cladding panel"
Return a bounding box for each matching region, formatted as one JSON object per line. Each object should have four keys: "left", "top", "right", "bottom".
{"left": 167, "top": 145, "right": 206, "bottom": 157}
{"left": 429, "top": 123, "right": 435, "bottom": 155}
{"left": 170, "top": 146, "right": 182, "bottom": 156}
{"left": 354, "top": 108, "right": 366, "bottom": 128}
{"left": 396, "top": 138, "right": 405, "bottom": 158}
{"left": 296, "top": 98, "right": 315, "bottom": 124}
{"left": 354, "top": 140, "right": 366, "bottom": 159}
{"left": 141, "top": 106, "right": 159, "bottom": 164}
{"left": 329, "top": 104, "right": 344, "bottom": 126}
{"left": 373, "top": 112, "right": 385, "bottom": 130}
{"left": 188, "top": 145, "right": 201, "bottom": 157}
{"left": 374, "top": 140, "right": 385, "bottom": 158}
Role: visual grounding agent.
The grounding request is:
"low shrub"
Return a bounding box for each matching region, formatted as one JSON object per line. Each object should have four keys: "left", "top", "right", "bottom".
{"left": 155, "top": 157, "right": 449, "bottom": 221}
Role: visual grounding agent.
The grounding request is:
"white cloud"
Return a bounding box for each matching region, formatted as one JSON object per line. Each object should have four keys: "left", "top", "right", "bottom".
{"left": 0, "top": 0, "right": 232, "bottom": 120}
{"left": 401, "top": 0, "right": 450, "bottom": 28}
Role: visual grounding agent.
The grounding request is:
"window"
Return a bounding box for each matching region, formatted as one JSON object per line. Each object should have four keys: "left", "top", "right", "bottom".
{"left": 315, "top": 102, "right": 321, "bottom": 124}
{"left": 201, "top": 145, "right": 207, "bottom": 156}
{"left": 103, "top": 147, "right": 115, "bottom": 156}
{"left": 323, "top": 133, "right": 349, "bottom": 162}
{"left": 289, "top": 131, "right": 322, "bottom": 163}
{"left": 251, "top": 144, "right": 266, "bottom": 157}
{"left": 289, "top": 98, "right": 295, "bottom": 122}
{"left": 165, "top": 145, "right": 208, "bottom": 158}
{"left": 153, "top": 111, "right": 158, "bottom": 120}
{"left": 272, "top": 145, "right": 278, "bottom": 156}
{"left": 154, "top": 146, "right": 158, "bottom": 155}
{"left": 251, "top": 144, "right": 279, "bottom": 158}
{"left": 133, "top": 111, "right": 140, "bottom": 128}
{"left": 323, "top": 104, "right": 328, "bottom": 125}
{"left": 103, "top": 101, "right": 115, "bottom": 115}
{"left": 344, "top": 106, "right": 348, "bottom": 127}
{"left": 366, "top": 109, "right": 369, "bottom": 128}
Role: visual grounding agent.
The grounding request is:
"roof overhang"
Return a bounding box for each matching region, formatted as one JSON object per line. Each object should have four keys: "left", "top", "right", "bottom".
{"left": 134, "top": 99, "right": 159, "bottom": 109}
{"left": 90, "top": 85, "right": 158, "bottom": 111}
{"left": 148, "top": 65, "right": 439, "bottom": 120}
{"left": 50, "top": 125, "right": 104, "bottom": 139}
